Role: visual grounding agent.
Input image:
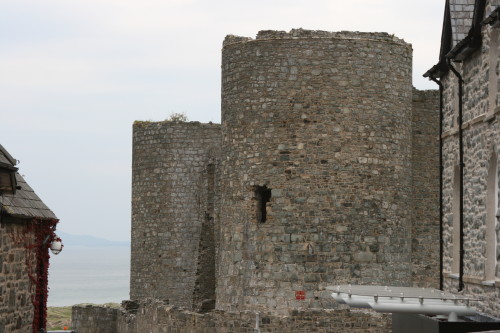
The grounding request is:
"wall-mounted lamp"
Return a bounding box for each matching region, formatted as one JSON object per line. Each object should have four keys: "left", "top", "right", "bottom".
{"left": 50, "top": 238, "right": 63, "bottom": 255}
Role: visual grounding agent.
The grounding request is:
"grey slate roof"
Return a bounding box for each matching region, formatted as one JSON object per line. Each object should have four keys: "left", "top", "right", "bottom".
{"left": 425, "top": 0, "right": 499, "bottom": 77}
{"left": 0, "top": 153, "right": 11, "bottom": 166}
{"left": 449, "top": 0, "right": 477, "bottom": 47}
{"left": 0, "top": 173, "right": 57, "bottom": 220}
{"left": 0, "top": 145, "right": 57, "bottom": 220}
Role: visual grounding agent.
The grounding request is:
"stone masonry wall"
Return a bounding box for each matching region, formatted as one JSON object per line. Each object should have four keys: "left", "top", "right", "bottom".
{"left": 130, "top": 121, "right": 221, "bottom": 310}
{"left": 440, "top": 11, "right": 500, "bottom": 317}
{"left": 411, "top": 89, "right": 440, "bottom": 288}
{"left": 0, "top": 221, "right": 36, "bottom": 333}
{"left": 218, "top": 29, "right": 415, "bottom": 313}
{"left": 74, "top": 299, "right": 390, "bottom": 333}
{"left": 72, "top": 304, "right": 118, "bottom": 333}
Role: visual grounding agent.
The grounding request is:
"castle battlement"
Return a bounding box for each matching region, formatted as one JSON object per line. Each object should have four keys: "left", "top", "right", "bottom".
{"left": 223, "top": 29, "right": 410, "bottom": 47}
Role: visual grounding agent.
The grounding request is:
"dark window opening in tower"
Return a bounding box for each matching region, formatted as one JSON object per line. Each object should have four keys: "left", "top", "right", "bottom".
{"left": 254, "top": 185, "right": 272, "bottom": 223}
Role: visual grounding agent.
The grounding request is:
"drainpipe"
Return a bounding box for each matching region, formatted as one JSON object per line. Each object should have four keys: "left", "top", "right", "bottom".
{"left": 428, "top": 75, "right": 444, "bottom": 291}
{"left": 447, "top": 58, "right": 465, "bottom": 292}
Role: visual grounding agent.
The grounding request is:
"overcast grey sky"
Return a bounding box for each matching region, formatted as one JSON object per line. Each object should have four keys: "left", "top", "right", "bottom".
{"left": 0, "top": 0, "right": 445, "bottom": 241}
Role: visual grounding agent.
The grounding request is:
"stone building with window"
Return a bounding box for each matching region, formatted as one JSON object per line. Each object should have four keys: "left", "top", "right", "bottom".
{"left": 425, "top": 0, "right": 500, "bottom": 317}
{"left": 0, "top": 144, "right": 60, "bottom": 333}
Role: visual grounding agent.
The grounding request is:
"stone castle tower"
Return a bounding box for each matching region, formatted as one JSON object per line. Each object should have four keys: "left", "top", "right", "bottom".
{"left": 131, "top": 29, "right": 440, "bottom": 313}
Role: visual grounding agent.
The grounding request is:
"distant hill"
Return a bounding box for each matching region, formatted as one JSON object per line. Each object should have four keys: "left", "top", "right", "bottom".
{"left": 57, "top": 231, "right": 130, "bottom": 247}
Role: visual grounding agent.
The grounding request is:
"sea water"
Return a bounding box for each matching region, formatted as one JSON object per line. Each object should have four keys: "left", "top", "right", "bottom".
{"left": 47, "top": 245, "right": 130, "bottom": 306}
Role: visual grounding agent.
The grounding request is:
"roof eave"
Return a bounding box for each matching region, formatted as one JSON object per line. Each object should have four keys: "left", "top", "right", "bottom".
{"left": 423, "top": 61, "right": 449, "bottom": 79}
{"left": 0, "top": 162, "right": 18, "bottom": 172}
{"left": 425, "top": 0, "right": 489, "bottom": 76}
{"left": 481, "top": 6, "right": 500, "bottom": 27}
{"left": 0, "top": 214, "right": 58, "bottom": 224}
{"left": 446, "top": 35, "right": 480, "bottom": 62}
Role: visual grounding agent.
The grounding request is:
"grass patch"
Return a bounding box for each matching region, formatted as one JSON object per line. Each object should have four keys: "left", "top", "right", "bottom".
{"left": 47, "top": 306, "right": 72, "bottom": 330}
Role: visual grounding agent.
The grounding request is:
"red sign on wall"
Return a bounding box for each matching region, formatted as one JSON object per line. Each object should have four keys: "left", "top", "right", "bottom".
{"left": 295, "top": 290, "right": 306, "bottom": 300}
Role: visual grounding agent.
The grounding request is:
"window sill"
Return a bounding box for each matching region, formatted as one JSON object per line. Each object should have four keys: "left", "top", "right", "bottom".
{"left": 483, "top": 280, "right": 500, "bottom": 288}
{"left": 481, "top": 280, "right": 495, "bottom": 286}
{"left": 442, "top": 109, "right": 499, "bottom": 139}
{"left": 444, "top": 272, "right": 500, "bottom": 287}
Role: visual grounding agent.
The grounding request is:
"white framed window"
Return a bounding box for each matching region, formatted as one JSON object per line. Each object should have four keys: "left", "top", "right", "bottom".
{"left": 486, "top": 151, "right": 498, "bottom": 281}
{"left": 488, "top": 28, "right": 499, "bottom": 115}
{"left": 453, "top": 80, "right": 460, "bottom": 129}
{"left": 452, "top": 165, "right": 461, "bottom": 274}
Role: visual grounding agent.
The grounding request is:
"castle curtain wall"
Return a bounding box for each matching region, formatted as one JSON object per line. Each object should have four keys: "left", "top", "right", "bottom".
{"left": 410, "top": 89, "right": 441, "bottom": 288}
{"left": 128, "top": 29, "right": 440, "bottom": 320}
